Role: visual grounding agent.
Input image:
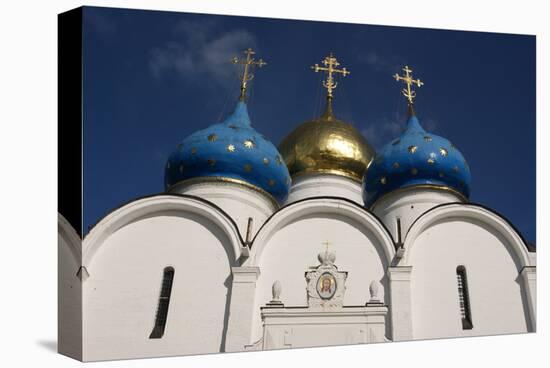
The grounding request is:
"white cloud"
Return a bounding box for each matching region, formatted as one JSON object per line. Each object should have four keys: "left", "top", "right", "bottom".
{"left": 361, "top": 114, "right": 440, "bottom": 149}
{"left": 358, "top": 50, "right": 402, "bottom": 74}
{"left": 422, "top": 117, "right": 439, "bottom": 131}
{"left": 85, "top": 11, "right": 117, "bottom": 36}
{"left": 362, "top": 51, "right": 387, "bottom": 72}
{"left": 149, "top": 19, "right": 256, "bottom": 87}
{"left": 361, "top": 118, "right": 403, "bottom": 149}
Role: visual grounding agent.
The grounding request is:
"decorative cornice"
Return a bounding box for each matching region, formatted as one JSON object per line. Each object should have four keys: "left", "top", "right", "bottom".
{"left": 291, "top": 168, "right": 364, "bottom": 184}
{"left": 369, "top": 184, "right": 468, "bottom": 210}
{"left": 167, "top": 176, "right": 280, "bottom": 209}
{"left": 249, "top": 195, "right": 397, "bottom": 250}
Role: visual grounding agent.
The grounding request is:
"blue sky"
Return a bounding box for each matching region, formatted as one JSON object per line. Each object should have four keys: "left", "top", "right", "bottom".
{"left": 82, "top": 6, "right": 536, "bottom": 243}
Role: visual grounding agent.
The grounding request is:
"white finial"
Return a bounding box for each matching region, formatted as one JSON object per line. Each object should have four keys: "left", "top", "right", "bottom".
{"left": 369, "top": 280, "right": 380, "bottom": 302}
{"left": 272, "top": 280, "right": 282, "bottom": 302}
{"left": 318, "top": 242, "right": 336, "bottom": 266}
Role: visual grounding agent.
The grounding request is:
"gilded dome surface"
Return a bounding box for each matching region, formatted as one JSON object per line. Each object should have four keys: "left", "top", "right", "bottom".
{"left": 278, "top": 100, "right": 375, "bottom": 182}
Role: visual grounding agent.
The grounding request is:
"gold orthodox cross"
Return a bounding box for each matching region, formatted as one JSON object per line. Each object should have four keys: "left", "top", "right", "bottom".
{"left": 311, "top": 53, "right": 350, "bottom": 98}
{"left": 393, "top": 65, "right": 424, "bottom": 105}
{"left": 231, "top": 48, "right": 267, "bottom": 101}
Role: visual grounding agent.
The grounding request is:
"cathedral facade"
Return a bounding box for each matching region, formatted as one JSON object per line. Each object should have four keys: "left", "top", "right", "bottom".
{"left": 58, "top": 50, "right": 536, "bottom": 361}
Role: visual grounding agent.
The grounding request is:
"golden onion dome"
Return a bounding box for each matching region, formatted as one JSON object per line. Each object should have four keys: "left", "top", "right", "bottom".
{"left": 278, "top": 97, "right": 375, "bottom": 182}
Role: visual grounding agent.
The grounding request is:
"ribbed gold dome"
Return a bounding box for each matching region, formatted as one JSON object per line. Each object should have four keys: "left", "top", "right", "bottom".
{"left": 279, "top": 98, "right": 375, "bottom": 182}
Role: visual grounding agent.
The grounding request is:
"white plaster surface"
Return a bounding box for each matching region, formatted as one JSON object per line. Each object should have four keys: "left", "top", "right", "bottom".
{"left": 169, "top": 180, "right": 278, "bottom": 239}
{"left": 58, "top": 189, "right": 536, "bottom": 360}
{"left": 407, "top": 217, "right": 530, "bottom": 339}
{"left": 372, "top": 187, "right": 463, "bottom": 241}
{"left": 285, "top": 173, "right": 363, "bottom": 205}
{"left": 58, "top": 214, "right": 82, "bottom": 360}
{"left": 248, "top": 201, "right": 395, "bottom": 344}
{"left": 81, "top": 208, "right": 236, "bottom": 361}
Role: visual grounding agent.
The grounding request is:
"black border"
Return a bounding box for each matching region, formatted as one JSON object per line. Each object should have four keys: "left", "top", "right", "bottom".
{"left": 58, "top": 7, "right": 83, "bottom": 237}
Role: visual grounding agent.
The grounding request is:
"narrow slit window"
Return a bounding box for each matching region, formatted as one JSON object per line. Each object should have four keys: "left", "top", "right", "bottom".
{"left": 396, "top": 218, "right": 402, "bottom": 244}
{"left": 456, "top": 266, "right": 473, "bottom": 330}
{"left": 245, "top": 217, "right": 254, "bottom": 245}
{"left": 149, "top": 267, "right": 175, "bottom": 339}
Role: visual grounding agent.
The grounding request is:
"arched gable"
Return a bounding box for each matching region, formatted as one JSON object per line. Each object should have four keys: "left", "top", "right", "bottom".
{"left": 401, "top": 203, "right": 532, "bottom": 268}
{"left": 246, "top": 197, "right": 396, "bottom": 266}
{"left": 83, "top": 194, "right": 244, "bottom": 267}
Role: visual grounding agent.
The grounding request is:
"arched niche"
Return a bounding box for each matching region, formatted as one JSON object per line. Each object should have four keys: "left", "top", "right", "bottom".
{"left": 83, "top": 194, "right": 243, "bottom": 267}
{"left": 245, "top": 198, "right": 396, "bottom": 344}
{"left": 80, "top": 195, "right": 243, "bottom": 360}
{"left": 402, "top": 203, "right": 533, "bottom": 339}
{"left": 402, "top": 204, "right": 532, "bottom": 269}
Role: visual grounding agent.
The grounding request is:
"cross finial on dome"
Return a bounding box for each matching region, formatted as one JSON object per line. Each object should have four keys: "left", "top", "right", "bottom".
{"left": 231, "top": 48, "right": 267, "bottom": 102}
{"left": 393, "top": 65, "right": 424, "bottom": 109}
{"left": 311, "top": 53, "right": 350, "bottom": 100}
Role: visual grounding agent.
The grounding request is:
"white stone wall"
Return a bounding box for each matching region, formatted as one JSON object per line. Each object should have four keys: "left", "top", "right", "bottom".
{"left": 404, "top": 207, "right": 533, "bottom": 340}
{"left": 81, "top": 197, "right": 240, "bottom": 361}
{"left": 169, "top": 180, "right": 278, "bottom": 239}
{"left": 64, "top": 192, "right": 535, "bottom": 360}
{"left": 246, "top": 199, "right": 395, "bottom": 346}
{"left": 58, "top": 214, "right": 82, "bottom": 360}
{"left": 285, "top": 174, "right": 363, "bottom": 205}
{"left": 261, "top": 306, "right": 388, "bottom": 349}
{"left": 371, "top": 187, "right": 464, "bottom": 242}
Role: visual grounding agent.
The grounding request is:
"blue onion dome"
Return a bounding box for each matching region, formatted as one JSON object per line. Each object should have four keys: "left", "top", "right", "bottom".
{"left": 364, "top": 107, "right": 471, "bottom": 207}
{"left": 165, "top": 101, "right": 291, "bottom": 203}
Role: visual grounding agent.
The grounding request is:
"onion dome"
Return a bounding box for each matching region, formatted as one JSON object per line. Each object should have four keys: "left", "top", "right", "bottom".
{"left": 165, "top": 101, "right": 291, "bottom": 203}
{"left": 363, "top": 65, "right": 471, "bottom": 207}
{"left": 279, "top": 98, "right": 374, "bottom": 182}
{"left": 278, "top": 53, "right": 375, "bottom": 182}
{"left": 164, "top": 48, "right": 291, "bottom": 203}
{"left": 364, "top": 109, "right": 471, "bottom": 206}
